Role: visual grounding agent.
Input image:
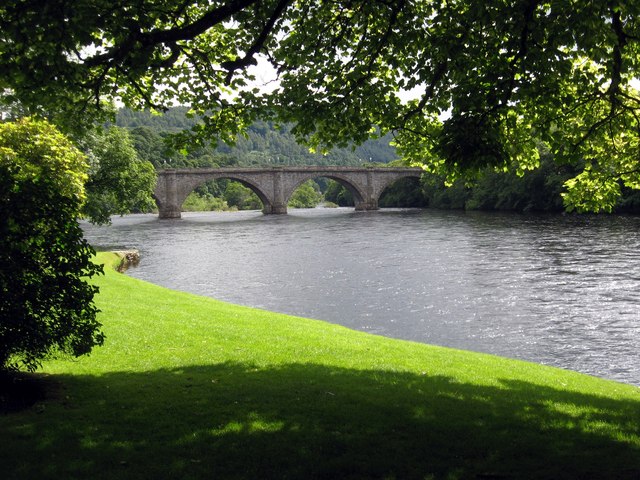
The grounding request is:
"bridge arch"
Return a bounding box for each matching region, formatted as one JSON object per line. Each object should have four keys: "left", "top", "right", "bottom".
{"left": 283, "top": 173, "right": 368, "bottom": 209}
{"left": 180, "top": 173, "right": 271, "bottom": 212}
{"left": 377, "top": 175, "right": 426, "bottom": 208}
{"left": 374, "top": 171, "right": 424, "bottom": 200}
{"left": 154, "top": 169, "right": 279, "bottom": 218}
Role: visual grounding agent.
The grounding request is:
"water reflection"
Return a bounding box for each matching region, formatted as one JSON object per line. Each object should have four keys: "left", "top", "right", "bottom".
{"left": 81, "top": 209, "right": 640, "bottom": 386}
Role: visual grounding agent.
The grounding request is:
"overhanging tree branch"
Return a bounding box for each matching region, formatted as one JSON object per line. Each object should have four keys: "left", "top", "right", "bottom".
{"left": 222, "top": 0, "right": 293, "bottom": 84}
{"left": 84, "top": 0, "right": 262, "bottom": 68}
{"left": 607, "top": 1, "right": 627, "bottom": 110}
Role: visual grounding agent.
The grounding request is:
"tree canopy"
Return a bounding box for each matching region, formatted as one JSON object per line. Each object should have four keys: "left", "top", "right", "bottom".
{"left": 80, "top": 126, "right": 157, "bottom": 225}
{"left": 0, "top": 118, "right": 104, "bottom": 372}
{"left": 2, "top": 0, "right": 639, "bottom": 211}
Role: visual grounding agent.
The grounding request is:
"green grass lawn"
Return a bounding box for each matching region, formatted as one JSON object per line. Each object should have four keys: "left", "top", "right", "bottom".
{"left": 2, "top": 252, "right": 640, "bottom": 479}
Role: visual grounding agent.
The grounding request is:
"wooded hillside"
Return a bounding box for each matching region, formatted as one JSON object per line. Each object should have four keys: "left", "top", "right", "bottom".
{"left": 116, "top": 107, "right": 398, "bottom": 168}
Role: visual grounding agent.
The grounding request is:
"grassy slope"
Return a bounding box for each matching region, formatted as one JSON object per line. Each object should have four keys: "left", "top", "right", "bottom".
{"left": 2, "top": 252, "right": 640, "bottom": 480}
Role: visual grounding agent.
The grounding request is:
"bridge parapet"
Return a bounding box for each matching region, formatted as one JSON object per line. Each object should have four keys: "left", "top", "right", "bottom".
{"left": 154, "top": 166, "right": 423, "bottom": 219}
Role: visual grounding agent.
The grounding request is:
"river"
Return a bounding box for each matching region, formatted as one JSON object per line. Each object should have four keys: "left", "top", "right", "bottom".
{"left": 81, "top": 208, "right": 640, "bottom": 386}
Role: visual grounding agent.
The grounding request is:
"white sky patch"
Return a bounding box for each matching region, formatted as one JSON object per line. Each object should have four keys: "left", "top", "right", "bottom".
{"left": 246, "top": 55, "right": 280, "bottom": 94}
{"left": 396, "top": 83, "right": 424, "bottom": 104}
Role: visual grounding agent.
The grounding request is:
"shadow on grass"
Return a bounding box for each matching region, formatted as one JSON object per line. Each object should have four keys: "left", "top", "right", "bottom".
{"left": 2, "top": 362, "right": 640, "bottom": 480}
{"left": 0, "top": 371, "right": 50, "bottom": 413}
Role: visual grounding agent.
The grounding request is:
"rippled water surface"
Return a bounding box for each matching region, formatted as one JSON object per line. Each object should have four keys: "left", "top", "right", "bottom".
{"left": 82, "top": 209, "right": 640, "bottom": 386}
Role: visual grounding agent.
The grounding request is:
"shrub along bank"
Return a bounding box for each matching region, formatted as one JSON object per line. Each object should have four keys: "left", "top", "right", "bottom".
{"left": 1, "top": 252, "right": 639, "bottom": 479}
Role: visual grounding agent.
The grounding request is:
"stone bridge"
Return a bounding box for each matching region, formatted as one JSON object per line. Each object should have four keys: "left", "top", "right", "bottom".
{"left": 154, "top": 166, "right": 424, "bottom": 218}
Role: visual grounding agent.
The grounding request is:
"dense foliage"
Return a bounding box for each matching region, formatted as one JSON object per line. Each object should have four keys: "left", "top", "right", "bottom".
{"left": 0, "top": 103, "right": 158, "bottom": 224}
{"left": 80, "top": 127, "right": 157, "bottom": 224}
{"left": 117, "top": 108, "right": 398, "bottom": 168}
{"left": 380, "top": 150, "right": 640, "bottom": 213}
{"left": 2, "top": 1, "right": 639, "bottom": 212}
{"left": 0, "top": 118, "right": 104, "bottom": 372}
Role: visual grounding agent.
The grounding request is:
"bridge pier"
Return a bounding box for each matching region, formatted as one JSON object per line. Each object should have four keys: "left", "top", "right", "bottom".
{"left": 263, "top": 203, "right": 288, "bottom": 214}
{"left": 355, "top": 199, "right": 379, "bottom": 211}
{"left": 158, "top": 205, "right": 182, "bottom": 219}
{"left": 156, "top": 170, "right": 182, "bottom": 219}
{"left": 264, "top": 169, "right": 288, "bottom": 214}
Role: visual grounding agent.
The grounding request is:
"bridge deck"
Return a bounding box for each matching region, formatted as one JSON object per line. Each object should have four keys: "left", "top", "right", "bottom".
{"left": 154, "top": 166, "right": 423, "bottom": 218}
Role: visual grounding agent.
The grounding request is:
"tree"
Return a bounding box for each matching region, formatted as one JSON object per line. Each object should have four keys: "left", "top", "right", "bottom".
{"left": 80, "top": 127, "right": 157, "bottom": 225}
{"left": 288, "top": 180, "right": 323, "bottom": 208}
{"left": 325, "top": 180, "right": 354, "bottom": 207}
{"left": 223, "top": 182, "right": 262, "bottom": 210}
{"left": 127, "top": 126, "right": 170, "bottom": 167}
{"left": 0, "top": 118, "right": 104, "bottom": 372}
{"left": 2, "top": 1, "right": 639, "bottom": 211}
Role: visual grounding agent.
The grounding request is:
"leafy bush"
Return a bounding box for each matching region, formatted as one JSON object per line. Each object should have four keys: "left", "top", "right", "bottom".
{"left": 0, "top": 118, "right": 104, "bottom": 372}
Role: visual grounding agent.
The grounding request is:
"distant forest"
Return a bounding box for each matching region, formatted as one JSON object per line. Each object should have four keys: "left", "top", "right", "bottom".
{"left": 115, "top": 107, "right": 398, "bottom": 168}
{"left": 116, "top": 108, "right": 640, "bottom": 214}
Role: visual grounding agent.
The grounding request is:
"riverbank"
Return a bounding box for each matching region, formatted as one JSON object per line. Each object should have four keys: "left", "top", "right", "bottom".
{"left": 82, "top": 210, "right": 640, "bottom": 385}
{"left": 2, "top": 252, "right": 639, "bottom": 479}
